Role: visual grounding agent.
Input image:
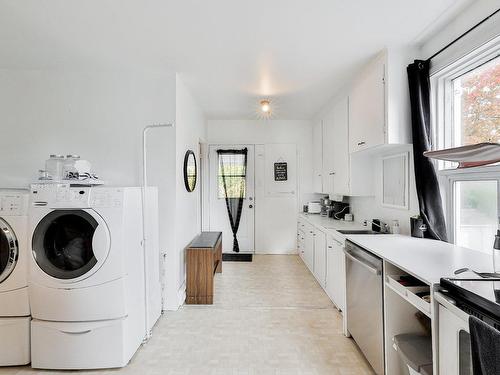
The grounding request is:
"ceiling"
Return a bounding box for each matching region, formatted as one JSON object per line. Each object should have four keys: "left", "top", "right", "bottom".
{"left": 0, "top": 0, "right": 472, "bottom": 119}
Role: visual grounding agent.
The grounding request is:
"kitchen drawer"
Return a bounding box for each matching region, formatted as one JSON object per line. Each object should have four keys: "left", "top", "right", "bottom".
{"left": 407, "top": 286, "right": 431, "bottom": 315}
{"left": 386, "top": 274, "right": 431, "bottom": 317}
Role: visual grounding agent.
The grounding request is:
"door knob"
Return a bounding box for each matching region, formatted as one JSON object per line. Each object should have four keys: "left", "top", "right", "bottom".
{"left": 249, "top": 205, "right": 253, "bottom": 208}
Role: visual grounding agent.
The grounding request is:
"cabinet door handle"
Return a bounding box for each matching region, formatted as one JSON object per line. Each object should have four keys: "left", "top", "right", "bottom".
{"left": 333, "top": 239, "right": 344, "bottom": 247}
{"left": 329, "top": 172, "right": 335, "bottom": 175}
{"left": 327, "top": 246, "right": 333, "bottom": 249}
{"left": 357, "top": 141, "right": 366, "bottom": 146}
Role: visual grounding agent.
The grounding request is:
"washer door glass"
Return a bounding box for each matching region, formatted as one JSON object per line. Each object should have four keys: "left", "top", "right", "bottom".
{"left": 0, "top": 218, "right": 18, "bottom": 284}
{"left": 32, "top": 210, "right": 100, "bottom": 280}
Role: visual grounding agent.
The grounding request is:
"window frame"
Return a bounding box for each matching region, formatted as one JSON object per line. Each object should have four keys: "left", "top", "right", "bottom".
{"left": 430, "top": 35, "right": 500, "bottom": 250}
{"left": 440, "top": 165, "right": 500, "bottom": 249}
{"left": 430, "top": 35, "right": 500, "bottom": 167}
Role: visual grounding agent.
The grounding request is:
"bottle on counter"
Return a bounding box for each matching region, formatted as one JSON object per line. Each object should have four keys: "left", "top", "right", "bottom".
{"left": 391, "top": 220, "right": 400, "bottom": 235}
{"left": 63, "top": 154, "right": 81, "bottom": 179}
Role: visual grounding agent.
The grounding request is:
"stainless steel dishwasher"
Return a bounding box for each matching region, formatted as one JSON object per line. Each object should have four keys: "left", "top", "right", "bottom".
{"left": 344, "top": 240, "right": 384, "bottom": 375}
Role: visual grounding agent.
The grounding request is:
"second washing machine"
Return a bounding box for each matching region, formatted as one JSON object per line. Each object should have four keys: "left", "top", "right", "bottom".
{"left": 0, "top": 189, "right": 30, "bottom": 366}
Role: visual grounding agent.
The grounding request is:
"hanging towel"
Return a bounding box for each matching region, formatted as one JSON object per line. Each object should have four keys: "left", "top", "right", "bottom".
{"left": 469, "top": 316, "right": 500, "bottom": 375}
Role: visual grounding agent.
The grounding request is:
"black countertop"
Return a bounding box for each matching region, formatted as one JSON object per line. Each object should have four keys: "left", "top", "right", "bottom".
{"left": 188, "top": 232, "right": 222, "bottom": 249}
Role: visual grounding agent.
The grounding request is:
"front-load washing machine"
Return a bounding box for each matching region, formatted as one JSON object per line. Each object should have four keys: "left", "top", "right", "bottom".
{"left": 28, "top": 183, "right": 155, "bottom": 369}
{"left": 0, "top": 189, "right": 30, "bottom": 366}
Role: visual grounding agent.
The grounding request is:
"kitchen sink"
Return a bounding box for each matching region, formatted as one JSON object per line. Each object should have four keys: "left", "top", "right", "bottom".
{"left": 337, "top": 229, "right": 382, "bottom": 235}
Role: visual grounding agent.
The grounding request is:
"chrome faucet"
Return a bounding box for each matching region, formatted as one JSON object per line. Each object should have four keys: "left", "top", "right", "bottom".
{"left": 363, "top": 219, "right": 390, "bottom": 233}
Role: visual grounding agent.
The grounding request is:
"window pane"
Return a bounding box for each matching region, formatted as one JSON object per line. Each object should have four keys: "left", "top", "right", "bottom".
{"left": 218, "top": 154, "right": 247, "bottom": 199}
{"left": 452, "top": 56, "right": 500, "bottom": 147}
{"left": 454, "top": 180, "right": 498, "bottom": 253}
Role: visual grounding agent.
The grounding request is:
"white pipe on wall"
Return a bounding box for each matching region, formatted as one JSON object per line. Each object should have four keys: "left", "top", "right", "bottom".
{"left": 141, "top": 123, "right": 174, "bottom": 341}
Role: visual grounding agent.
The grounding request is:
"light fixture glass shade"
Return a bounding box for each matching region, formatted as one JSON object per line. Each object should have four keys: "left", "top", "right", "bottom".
{"left": 260, "top": 100, "right": 271, "bottom": 113}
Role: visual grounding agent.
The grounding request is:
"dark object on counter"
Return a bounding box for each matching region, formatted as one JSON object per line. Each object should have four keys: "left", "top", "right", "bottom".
{"left": 398, "top": 275, "right": 426, "bottom": 287}
{"left": 469, "top": 315, "right": 500, "bottom": 375}
{"left": 329, "top": 201, "right": 349, "bottom": 220}
{"left": 411, "top": 216, "right": 427, "bottom": 238}
{"left": 393, "top": 334, "right": 433, "bottom": 375}
{"left": 303, "top": 204, "right": 308, "bottom": 213}
{"left": 494, "top": 229, "right": 500, "bottom": 250}
{"left": 372, "top": 219, "right": 381, "bottom": 232}
{"left": 407, "top": 60, "right": 448, "bottom": 242}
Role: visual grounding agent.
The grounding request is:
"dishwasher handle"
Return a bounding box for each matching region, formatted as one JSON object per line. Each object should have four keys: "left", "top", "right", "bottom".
{"left": 343, "top": 249, "right": 381, "bottom": 275}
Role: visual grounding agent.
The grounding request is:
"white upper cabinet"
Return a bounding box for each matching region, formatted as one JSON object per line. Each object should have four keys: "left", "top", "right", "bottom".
{"left": 349, "top": 53, "right": 386, "bottom": 152}
{"left": 331, "top": 97, "right": 350, "bottom": 195}
{"left": 312, "top": 120, "right": 324, "bottom": 193}
{"left": 322, "top": 110, "right": 335, "bottom": 195}
{"left": 320, "top": 95, "right": 372, "bottom": 196}
{"left": 349, "top": 49, "right": 411, "bottom": 154}
{"left": 313, "top": 48, "right": 411, "bottom": 196}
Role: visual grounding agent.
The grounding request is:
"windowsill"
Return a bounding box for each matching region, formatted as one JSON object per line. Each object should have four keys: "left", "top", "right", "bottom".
{"left": 437, "top": 163, "right": 500, "bottom": 176}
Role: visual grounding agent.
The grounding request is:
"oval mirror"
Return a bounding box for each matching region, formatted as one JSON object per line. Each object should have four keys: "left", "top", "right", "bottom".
{"left": 183, "top": 150, "right": 197, "bottom": 192}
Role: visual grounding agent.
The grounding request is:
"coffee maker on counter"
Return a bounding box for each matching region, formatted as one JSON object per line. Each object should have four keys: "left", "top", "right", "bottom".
{"left": 319, "top": 197, "right": 350, "bottom": 220}
{"left": 330, "top": 200, "right": 349, "bottom": 220}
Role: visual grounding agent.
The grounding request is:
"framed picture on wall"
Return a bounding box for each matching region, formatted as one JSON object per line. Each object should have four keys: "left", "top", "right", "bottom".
{"left": 382, "top": 152, "right": 409, "bottom": 210}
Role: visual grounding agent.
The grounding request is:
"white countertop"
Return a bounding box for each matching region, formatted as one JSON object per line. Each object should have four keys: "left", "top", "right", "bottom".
{"left": 298, "top": 213, "right": 366, "bottom": 238}
{"left": 299, "top": 213, "right": 494, "bottom": 285}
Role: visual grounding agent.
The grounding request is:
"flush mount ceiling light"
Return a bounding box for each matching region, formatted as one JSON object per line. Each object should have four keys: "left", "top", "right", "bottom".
{"left": 260, "top": 99, "right": 271, "bottom": 114}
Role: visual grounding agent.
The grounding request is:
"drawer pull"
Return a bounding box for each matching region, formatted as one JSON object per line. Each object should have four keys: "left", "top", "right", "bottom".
{"left": 357, "top": 141, "right": 366, "bottom": 146}
{"left": 60, "top": 330, "right": 92, "bottom": 335}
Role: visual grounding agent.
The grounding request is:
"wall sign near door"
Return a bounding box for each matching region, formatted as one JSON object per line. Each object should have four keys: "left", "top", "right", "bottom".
{"left": 274, "top": 162, "right": 288, "bottom": 181}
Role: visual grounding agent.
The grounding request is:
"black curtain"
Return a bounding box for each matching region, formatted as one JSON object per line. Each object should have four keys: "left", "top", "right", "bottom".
{"left": 217, "top": 148, "right": 248, "bottom": 253}
{"left": 407, "top": 60, "right": 448, "bottom": 241}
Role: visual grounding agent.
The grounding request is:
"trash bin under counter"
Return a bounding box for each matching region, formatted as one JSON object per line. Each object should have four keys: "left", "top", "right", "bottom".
{"left": 393, "top": 334, "right": 433, "bottom": 375}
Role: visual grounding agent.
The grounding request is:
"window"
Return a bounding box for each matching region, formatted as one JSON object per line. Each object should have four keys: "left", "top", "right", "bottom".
{"left": 454, "top": 179, "right": 498, "bottom": 253}
{"left": 451, "top": 56, "right": 500, "bottom": 147}
{"left": 432, "top": 36, "right": 500, "bottom": 254}
{"left": 218, "top": 153, "right": 247, "bottom": 199}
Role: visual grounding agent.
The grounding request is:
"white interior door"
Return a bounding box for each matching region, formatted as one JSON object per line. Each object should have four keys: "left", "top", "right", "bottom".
{"left": 209, "top": 145, "right": 255, "bottom": 253}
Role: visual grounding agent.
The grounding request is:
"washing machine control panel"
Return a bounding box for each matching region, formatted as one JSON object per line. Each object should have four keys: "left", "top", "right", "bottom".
{"left": 0, "top": 193, "right": 28, "bottom": 215}
{"left": 30, "top": 184, "right": 91, "bottom": 208}
{"left": 30, "top": 184, "right": 124, "bottom": 208}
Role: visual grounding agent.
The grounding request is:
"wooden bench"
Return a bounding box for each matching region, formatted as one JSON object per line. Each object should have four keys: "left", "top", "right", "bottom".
{"left": 185, "top": 232, "right": 222, "bottom": 304}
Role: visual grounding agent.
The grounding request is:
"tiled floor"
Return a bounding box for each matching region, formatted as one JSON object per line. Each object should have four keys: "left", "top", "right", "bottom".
{"left": 2, "top": 255, "right": 374, "bottom": 374}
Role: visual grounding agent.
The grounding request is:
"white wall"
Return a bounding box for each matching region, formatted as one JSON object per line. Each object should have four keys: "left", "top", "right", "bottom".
{"left": 164, "top": 75, "right": 206, "bottom": 309}
{"left": 206, "top": 120, "right": 313, "bottom": 254}
{"left": 0, "top": 69, "right": 176, "bottom": 187}
{"left": 418, "top": 0, "right": 500, "bottom": 61}
{"left": 0, "top": 68, "right": 207, "bottom": 311}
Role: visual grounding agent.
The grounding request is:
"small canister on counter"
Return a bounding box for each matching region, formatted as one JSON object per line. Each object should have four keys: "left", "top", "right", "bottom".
{"left": 410, "top": 216, "right": 427, "bottom": 238}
